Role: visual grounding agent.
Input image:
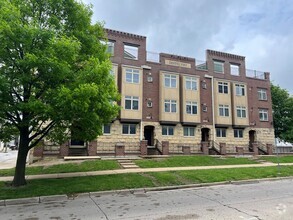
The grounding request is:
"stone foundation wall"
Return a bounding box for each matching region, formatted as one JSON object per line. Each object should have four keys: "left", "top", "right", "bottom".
{"left": 96, "top": 120, "right": 141, "bottom": 154}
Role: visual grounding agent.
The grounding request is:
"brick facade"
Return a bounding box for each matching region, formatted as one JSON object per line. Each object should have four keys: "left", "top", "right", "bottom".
{"left": 40, "top": 28, "right": 275, "bottom": 157}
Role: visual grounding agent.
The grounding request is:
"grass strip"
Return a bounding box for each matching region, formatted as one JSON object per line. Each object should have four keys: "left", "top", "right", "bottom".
{"left": 260, "top": 155, "right": 293, "bottom": 163}
{"left": 135, "top": 156, "right": 259, "bottom": 168}
{"left": 0, "top": 160, "right": 120, "bottom": 177}
{"left": 1, "top": 166, "right": 292, "bottom": 200}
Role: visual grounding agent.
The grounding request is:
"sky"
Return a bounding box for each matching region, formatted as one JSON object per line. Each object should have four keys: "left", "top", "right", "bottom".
{"left": 82, "top": 0, "right": 293, "bottom": 94}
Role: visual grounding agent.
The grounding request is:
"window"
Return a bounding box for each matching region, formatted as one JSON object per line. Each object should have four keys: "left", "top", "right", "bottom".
{"left": 122, "top": 124, "right": 136, "bottom": 134}
{"left": 230, "top": 64, "right": 240, "bottom": 75}
{"left": 109, "top": 67, "right": 114, "bottom": 76}
{"left": 164, "top": 74, "right": 177, "bottom": 88}
{"left": 126, "top": 68, "right": 140, "bottom": 83}
{"left": 219, "top": 104, "right": 229, "bottom": 117}
{"left": 236, "top": 106, "right": 246, "bottom": 118}
{"left": 259, "top": 109, "right": 268, "bottom": 121}
{"left": 124, "top": 44, "right": 138, "bottom": 60}
{"left": 103, "top": 124, "right": 111, "bottom": 134}
{"left": 235, "top": 84, "right": 245, "bottom": 96}
{"left": 218, "top": 82, "right": 228, "bottom": 94}
{"left": 234, "top": 129, "right": 243, "bottom": 138}
{"left": 214, "top": 61, "right": 224, "bottom": 73}
{"left": 162, "top": 126, "right": 174, "bottom": 136}
{"left": 125, "top": 96, "right": 139, "bottom": 110}
{"left": 216, "top": 128, "right": 226, "bottom": 137}
{"left": 101, "top": 40, "right": 114, "bottom": 55}
{"left": 202, "top": 104, "right": 207, "bottom": 112}
{"left": 183, "top": 127, "right": 195, "bottom": 136}
{"left": 186, "top": 101, "right": 198, "bottom": 114}
{"left": 185, "top": 77, "right": 197, "bottom": 90}
{"left": 258, "top": 88, "right": 267, "bottom": 100}
{"left": 164, "top": 100, "right": 177, "bottom": 113}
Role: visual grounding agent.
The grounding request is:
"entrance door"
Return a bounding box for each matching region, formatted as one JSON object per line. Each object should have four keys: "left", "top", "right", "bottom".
{"left": 201, "top": 128, "right": 210, "bottom": 142}
{"left": 144, "top": 126, "right": 154, "bottom": 146}
{"left": 249, "top": 130, "right": 256, "bottom": 151}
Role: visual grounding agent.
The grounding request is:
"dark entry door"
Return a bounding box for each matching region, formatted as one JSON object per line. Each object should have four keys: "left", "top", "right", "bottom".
{"left": 201, "top": 128, "right": 210, "bottom": 142}
{"left": 249, "top": 130, "right": 256, "bottom": 151}
{"left": 144, "top": 126, "right": 154, "bottom": 146}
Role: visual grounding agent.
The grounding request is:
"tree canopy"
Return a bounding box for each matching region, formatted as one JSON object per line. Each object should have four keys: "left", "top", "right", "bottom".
{"left": 271, "top": 83, "right": 293, "bottom": 143}
{"left": 0, "top": 0, "right": 119, "bottom": 186}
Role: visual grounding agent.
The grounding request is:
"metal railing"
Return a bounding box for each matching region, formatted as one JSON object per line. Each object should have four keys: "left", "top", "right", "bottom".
{"left": 155, "top": 138, "right": 163, "bottom": 155}
{"left": 196, "top": 60, "right": 208, "bottom": 70}
{"left": 210, "top": 140, "right": 221, "bottom": 154}
{"left": 146, "top": 51, "right": 160, "bottom": 63}
{"left": 246, "top": 69, "right": 265, "bottom": 79}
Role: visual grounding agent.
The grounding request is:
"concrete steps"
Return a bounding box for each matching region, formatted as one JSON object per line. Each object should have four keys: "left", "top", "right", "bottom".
{"left": 117, "top": 159, "right": 139, "bottom": 169}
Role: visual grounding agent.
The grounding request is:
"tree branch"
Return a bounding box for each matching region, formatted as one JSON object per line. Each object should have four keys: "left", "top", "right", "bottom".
{"left": 29, "top": 121, "right": 56, "bottom": 149}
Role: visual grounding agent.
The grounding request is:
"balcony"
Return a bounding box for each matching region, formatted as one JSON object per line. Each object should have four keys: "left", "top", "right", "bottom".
{"left": 245, "top": 69, "right": 265, "bottom": 79}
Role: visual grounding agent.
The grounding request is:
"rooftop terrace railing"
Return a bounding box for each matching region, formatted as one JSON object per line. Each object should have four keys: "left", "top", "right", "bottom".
{"left": 146, "top": 51, "right": 160, "bottom": 63}
{"left": 196, "top": 60, "right": 208, "bottom": 70}
{"left": 246, "top": 69, "right": 265, "bottom": 79}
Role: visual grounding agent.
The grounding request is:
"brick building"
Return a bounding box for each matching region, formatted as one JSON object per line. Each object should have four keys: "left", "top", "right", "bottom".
{"left": 36, "top": 29, "right": 275, "bottom": 158}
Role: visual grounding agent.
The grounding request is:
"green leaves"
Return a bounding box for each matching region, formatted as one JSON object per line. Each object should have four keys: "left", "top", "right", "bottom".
{"left": 0, "top": 0, "right": 119, "bottom": 147}
{"left": 271, "top": 83, "right": 293, "bottom": 143}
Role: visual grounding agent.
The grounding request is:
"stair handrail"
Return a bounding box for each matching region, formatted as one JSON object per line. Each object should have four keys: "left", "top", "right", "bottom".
{"left": 256, "top": 141, "right": 268, "bottom": 155}
{"left": 210, "top": 140, "right": 221, "bottom": 154}
{"left": 155, "top": 138, "right": 163, "bottom": 155}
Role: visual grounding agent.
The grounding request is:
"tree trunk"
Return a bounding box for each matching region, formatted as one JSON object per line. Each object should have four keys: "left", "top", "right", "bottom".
{"left": 11, "top": 132, "right": 30, "bottom": 187}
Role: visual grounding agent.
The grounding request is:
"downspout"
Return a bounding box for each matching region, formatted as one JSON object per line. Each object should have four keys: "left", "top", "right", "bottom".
{"left": 204, "top": 74, "right": 215, "bottom": 144}
{"left": 140, "top": 121, "right": 143, "bottom": 141}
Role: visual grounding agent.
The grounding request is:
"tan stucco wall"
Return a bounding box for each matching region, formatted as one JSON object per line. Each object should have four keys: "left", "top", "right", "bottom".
{"left": 181, "top": 75, "right": 201, "bottom": 123}
{"left": 232, "top": 82, "right": 249, "bottom": 126}
{"left": 214, "top": 79, "right": 232, "bottom": 125}
{"left": 120, "top": 65, "right": 143, "bottom": 120}
{"left": 159, "top": 71, "right": 180, "bottom": 122}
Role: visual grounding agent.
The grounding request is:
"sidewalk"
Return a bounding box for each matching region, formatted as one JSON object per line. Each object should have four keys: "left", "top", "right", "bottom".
{"left": 1, "top": 162, "right": 293, "bottom": 182}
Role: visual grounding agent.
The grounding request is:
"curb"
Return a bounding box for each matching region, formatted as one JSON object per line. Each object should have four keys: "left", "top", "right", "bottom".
{"left": 1, "top": 176, "right": 292, "bottom": 207}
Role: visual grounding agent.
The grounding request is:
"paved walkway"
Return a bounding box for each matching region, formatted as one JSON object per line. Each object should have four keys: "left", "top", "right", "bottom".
{"left": 1, "top": 162, "right": 293, "bottom": 182}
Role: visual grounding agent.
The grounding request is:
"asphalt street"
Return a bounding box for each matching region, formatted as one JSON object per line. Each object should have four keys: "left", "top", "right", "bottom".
{"left": 1, "top": 178, "right": 293, "bottom": 220}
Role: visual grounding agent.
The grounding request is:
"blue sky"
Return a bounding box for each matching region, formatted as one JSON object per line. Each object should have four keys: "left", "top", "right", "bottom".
{"left": 82, "top": 0, "right": 293, "bottom": 94}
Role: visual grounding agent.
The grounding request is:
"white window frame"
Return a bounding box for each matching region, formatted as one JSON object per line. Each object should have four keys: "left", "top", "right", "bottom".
{"left": 125, "top": 96, "right": 139, "bottom": 110}
{"left": 126, "top": 68, "right": 140, "bottom": 83}
{"left": 259, "top": 109, "right": 268, "bottom": 121}
{"left": 185, "top": 77, "right": 197, "bottom": 90}
{"left": 103, "top": 124, "right": 111, "bottom": 135}
{"left": 235, "top": 84, "right": 245, "bottom": 96}
{"left": 164, "top": 100, "right": 177, "bottom": 113}
{"left": 219, "top": 104, "right": 229, "bottom": 117}
{"left": 230, "top": 64, "right": 240, "bottom": 75}
{"left": 216, "top": 128, "right": 226, "bottom": 137}
{"left": 218, "top": 82, "right": 229, "bottom": 94}
{"left": 164, "top": 74, "right": 177, "bottom": 88}
{"left": 258, "top": 88, "right": 267, "bottom": 100}
{"left": 162, "top": 126, "right": 174, "bottom": 136}
{"left": 214, "top": 61, "right": 224, "bottom": 73}
{"left": 122, "top": 124, "right": 136, "bottom": 135}
{"left": 234, "top": 129, "right": 243, "bottom": 138}
{"left": 236, "top": 106, "right": 247, "bottom": 118}
{"left": 183, "top": 127, "right": 195, "bottom": 137}
{"left": 124, "top": 44, "right": 138, "bottom": 60}
{"left": 186, "top": 101, "right": 198, "bottom": 115}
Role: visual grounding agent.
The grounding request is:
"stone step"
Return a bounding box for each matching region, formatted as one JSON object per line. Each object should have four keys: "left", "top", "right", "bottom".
{"left": 121, "top": 165, "right": 139, "bottom": 169}
{"left": 117, "top": 160, "right": 132, "bottom": 163}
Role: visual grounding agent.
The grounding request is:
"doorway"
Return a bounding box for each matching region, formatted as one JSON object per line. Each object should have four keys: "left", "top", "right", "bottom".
{"left": 144, "top": 126, "right": 154, "bottom": 146}
{"left": 249, "top": 130, "right": 256, "bottom": 152}
{"left": 201, "top": 128, "right": 210, "bottom": 142}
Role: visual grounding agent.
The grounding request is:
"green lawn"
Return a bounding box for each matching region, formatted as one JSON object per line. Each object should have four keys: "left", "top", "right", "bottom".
{"left": 260, "top": 156, "right": 293, "bottom": 163}
{"left": 135, "top": 156, "right": 259, "bottom": 168}
{"left": 2, "top": 166, "right": 292, "bottom": 200}
{"left": 0, "top": 160, "right": 120, "bottom": 177}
